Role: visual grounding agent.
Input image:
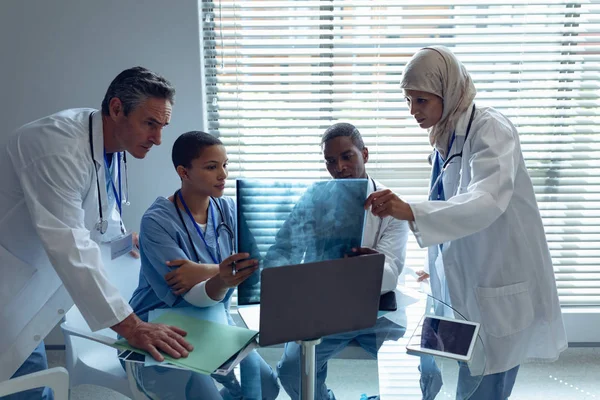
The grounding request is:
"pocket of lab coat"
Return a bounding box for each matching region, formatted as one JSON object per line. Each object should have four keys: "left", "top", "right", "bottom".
{"left": 0, "top": 244, "right": 36, "bottom": 306}
{"left": 475, "top": 281, "right": 534, "bottom": 338}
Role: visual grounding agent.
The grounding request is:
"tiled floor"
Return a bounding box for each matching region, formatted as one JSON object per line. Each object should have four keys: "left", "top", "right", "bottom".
{"left": 47, "top": 346, "right": 599, "bottom": 399}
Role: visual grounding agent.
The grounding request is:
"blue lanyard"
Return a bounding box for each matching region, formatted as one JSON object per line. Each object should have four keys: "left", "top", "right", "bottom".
{"left": 177, "top": 191, "right": 222, "bottom": 264}
{"left": 104, "top": 151, "right": 123, "bottom": 216}
{"left": 434, "top": 132, "right": 456, "bottom": 201}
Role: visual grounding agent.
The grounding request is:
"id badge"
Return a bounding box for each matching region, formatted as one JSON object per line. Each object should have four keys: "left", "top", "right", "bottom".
{"left": 110, "top": 233, "right": 133, "bottom": 260}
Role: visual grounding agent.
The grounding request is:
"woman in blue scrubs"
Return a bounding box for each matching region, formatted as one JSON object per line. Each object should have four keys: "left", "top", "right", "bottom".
{"left": 126, "top": 131, "right": 279, "bottom": 399}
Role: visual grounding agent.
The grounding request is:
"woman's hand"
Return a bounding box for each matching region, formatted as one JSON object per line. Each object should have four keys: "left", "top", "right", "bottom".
{"left": 165, "top": 259, "right": 219, "bottom": 296}
{"left": 215, "top": 253, "right": 259, "bottom": 288}
{"left": 364, "top": 189, "right": 415, "bottom": 221}
{"left": 205, "top": 253, "right": 259, "bottom": 301}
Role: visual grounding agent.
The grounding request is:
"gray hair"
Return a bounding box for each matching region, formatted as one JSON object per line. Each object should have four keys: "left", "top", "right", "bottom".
{"left": 101, "top": 66, "right": 175, "bottom": 116}
{"left": 320, "top": 122, "right": 365, "bottom": 150}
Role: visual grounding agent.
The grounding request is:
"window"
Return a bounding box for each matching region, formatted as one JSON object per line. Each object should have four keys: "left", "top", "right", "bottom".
{"left": 201, "top": 0, "right": 600, "bottom": 307}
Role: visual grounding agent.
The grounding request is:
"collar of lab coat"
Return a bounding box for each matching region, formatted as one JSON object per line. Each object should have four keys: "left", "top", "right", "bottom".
{"left": 446, "top": 103, "right": 476, "bottom": 155}
{"left": 453, "top": 103, "right": 476, "bottom": 139}
{"left": 364, "top": 175, "right": 384, "bottom": 243}
{"left": 89, "top": 111, "right": 105, "bottom": 167}
{"left": 366, "top": 174, "right": 376, "bottom": 194}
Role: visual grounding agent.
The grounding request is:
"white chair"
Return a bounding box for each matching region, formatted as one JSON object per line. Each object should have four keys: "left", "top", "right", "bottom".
{"left": 60, "top": 248, "right": 144, "bottom": 398}
{"left": 0, "top": 367, "right": 69, "bottom": 399}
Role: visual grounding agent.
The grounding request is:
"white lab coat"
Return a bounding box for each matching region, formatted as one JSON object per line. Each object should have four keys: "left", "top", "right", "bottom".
{"left": 0, "top": 109, "right": 132, "bottom": 381}
{"left": 410, "top": 105, "right": 567, "bottom": 375}
{"left": 362, "top": 177, "right": 409, "bottom": 326}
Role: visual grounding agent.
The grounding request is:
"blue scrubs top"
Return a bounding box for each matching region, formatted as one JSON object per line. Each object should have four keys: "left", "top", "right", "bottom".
{"left": 129, "top": 196, "right": 236, "bottom": 321}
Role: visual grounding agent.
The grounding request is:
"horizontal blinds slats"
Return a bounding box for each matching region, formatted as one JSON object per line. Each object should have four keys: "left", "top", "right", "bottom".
{"left": 208, "top": 47, "right": 599, "bottom": 57}
{"left": 212, "top": 29, "right": 600, "bottom": 39}
{"left": 202, "top": 0, "right": 600, "bottom": 306}
{"left": 212, "top": 104, "right": 600, "bottom": 113}
{"left": 205, "top": 56, "right": 600, "bottom": 65}
{"left": 209, "top": 70, "right": 600, "bottom": 79}
{"left": 209, "top": 65, "right": 600, "bottom": 74}
{"left": 209, "top": 5, "right": 597, "bottom": 17}
{"left": 208, "top": 78, "right": 600, "bottom": 86}
{"left": 209, "top": 0, "right": 592, "bottom": 7}
{"left": 211, "top": 111, "right": 600, "bottom": 119}
{"left": 218, "top": 139, "right": 600, "bottom": 149}
{"left": 209, "top": 84, "right": 600, "bottom": 92}
{"left": 210, "top": 11, "right": 593, "bottom": 18}
{"left": 211, "top": 120, "right": 600, "bottom": 129}
{"left": 205, "top": 39, "right": 600, "bottom": 47}
{"left": 209, "top": 18, "right": 599, "bottom": 29}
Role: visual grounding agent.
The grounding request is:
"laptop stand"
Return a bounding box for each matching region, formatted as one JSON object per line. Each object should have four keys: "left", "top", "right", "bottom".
{"left": 298, "top": 338, "right": 322, "bottom": 400}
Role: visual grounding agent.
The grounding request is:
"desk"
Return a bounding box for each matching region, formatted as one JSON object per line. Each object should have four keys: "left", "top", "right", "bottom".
{"left": 238, "top": 289, "right": 487, "bottom": 399}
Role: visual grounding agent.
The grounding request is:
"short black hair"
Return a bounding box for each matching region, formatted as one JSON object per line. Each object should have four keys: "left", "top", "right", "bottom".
{"left": 101, "top": 66, "right": 175, "bottom": 116}
{"left": 172, "top": 131, "right": 223, "bottom": 169}
{"left": 320, "top": 122, "right": 365, "bottom": 150}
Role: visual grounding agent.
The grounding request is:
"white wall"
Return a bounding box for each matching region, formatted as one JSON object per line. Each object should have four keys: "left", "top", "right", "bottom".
{"left": 0, "top": 0, "right": 205, "bottom": 231}
{"left": 1, "top": 0, "right": 205, "bottom": 345}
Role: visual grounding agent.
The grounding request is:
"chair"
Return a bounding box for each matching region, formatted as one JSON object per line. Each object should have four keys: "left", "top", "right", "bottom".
{"left": 0, "top": 367, "right": 69, "bottom": 399}
{"left": 60, "top": 248, "right": 144, "bottom": 398}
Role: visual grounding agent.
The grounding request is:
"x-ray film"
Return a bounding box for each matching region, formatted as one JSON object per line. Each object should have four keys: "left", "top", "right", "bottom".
{"left": 236, "top": 179, "right": 368, "bottom": 305}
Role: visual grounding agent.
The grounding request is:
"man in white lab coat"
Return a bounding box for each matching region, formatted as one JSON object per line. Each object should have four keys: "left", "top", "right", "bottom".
{"left": 0, "top": 67, "right": 193, "bottom": 399}
{"left": 276, "top": 123, "right": 410, "bottom": 400}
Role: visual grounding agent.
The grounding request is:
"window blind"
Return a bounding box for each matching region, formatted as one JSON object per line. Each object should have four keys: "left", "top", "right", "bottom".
{"left": 201, "top": 0, "right": 600, "bottom": 307}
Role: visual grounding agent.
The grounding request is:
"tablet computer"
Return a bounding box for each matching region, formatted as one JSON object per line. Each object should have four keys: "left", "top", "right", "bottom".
{"left": 406, "top": 315, "right": 480, "bottom": 362}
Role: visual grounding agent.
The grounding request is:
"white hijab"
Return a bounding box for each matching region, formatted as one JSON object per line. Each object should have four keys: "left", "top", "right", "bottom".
{"left": 400, "top": 46, "right": 476, "bottom": 159}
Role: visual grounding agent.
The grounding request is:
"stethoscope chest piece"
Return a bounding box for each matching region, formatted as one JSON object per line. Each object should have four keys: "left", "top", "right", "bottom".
{"left": 96, "top": 219, "right": 108, "bottom": 234}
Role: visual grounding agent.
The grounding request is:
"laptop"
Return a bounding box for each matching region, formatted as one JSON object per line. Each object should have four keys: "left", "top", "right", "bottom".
{"left": 239, "top": 253, "right": 384, "bottom": 347}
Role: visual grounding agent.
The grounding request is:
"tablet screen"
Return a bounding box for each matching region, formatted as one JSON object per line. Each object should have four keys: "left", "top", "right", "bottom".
{"left": 420, "top": 316, "right": 477, "bottom": 356}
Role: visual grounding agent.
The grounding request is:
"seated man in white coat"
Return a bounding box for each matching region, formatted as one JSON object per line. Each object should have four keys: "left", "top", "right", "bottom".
{"left": 276, "top": 122, "right": 410, "bottom": 400}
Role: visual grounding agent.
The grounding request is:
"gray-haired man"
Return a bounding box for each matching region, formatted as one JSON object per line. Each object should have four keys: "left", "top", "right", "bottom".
{"left": 0, "top": 67, "right": 192, "bottom": 399}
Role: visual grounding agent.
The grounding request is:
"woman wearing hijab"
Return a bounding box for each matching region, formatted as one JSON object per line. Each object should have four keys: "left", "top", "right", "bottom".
{"left": 365, "top": 46, "right": 567, "bottom": 399}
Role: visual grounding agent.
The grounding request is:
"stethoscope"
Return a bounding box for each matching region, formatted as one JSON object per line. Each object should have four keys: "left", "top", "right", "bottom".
{"left": 173, "top": 189, "right": 235, "bottom": 265}
{"left": 89, "top": 111, "right": 130, "bottom": 234}
{"left": 428, "top": 104, "right": 476, "bottom": 200}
